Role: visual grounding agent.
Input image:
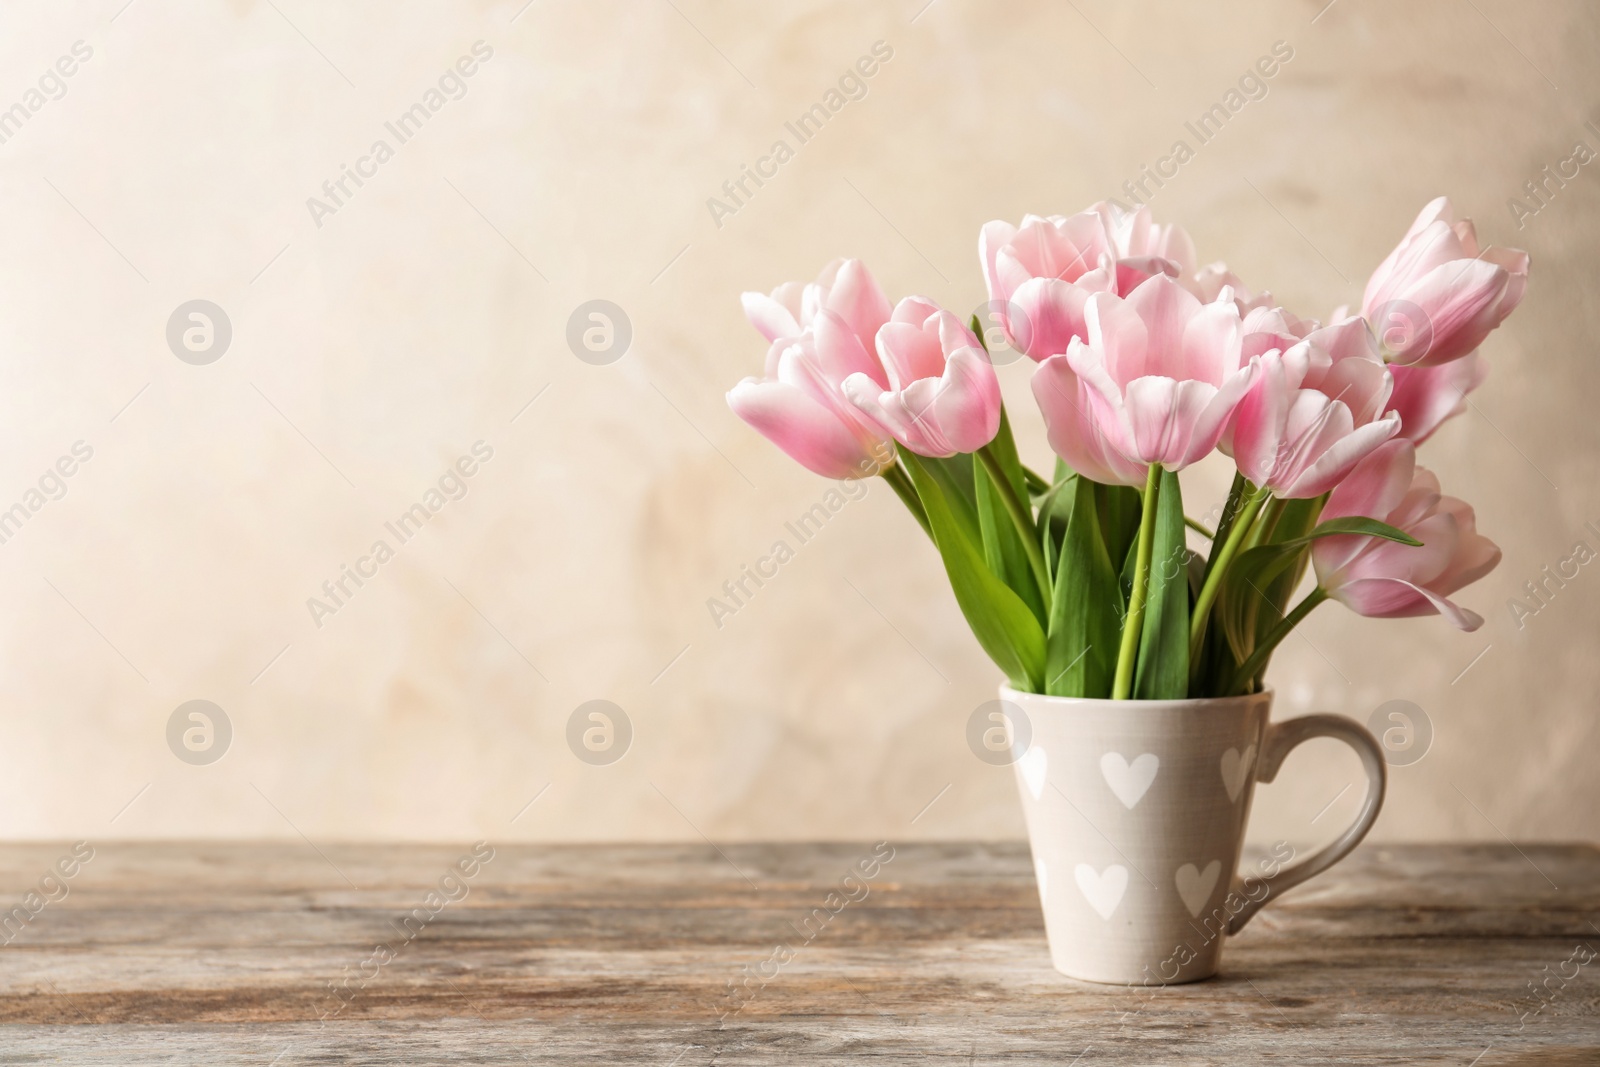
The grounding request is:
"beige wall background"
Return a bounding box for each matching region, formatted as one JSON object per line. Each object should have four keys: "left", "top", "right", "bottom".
{"left": 0, "top": 0, "right": 1594, "bottom": 850}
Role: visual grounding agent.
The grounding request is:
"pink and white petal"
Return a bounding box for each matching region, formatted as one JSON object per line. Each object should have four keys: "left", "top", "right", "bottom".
{"left": 1430, "top": 498, "right": 1501, "bottom": 593}
{"left": 1323, "top": 439, "right": 1417, "bottom": 523}
{"left": 729, "top": 378, "right": 880, "bottom": 479}
{"left": 1280, "top": 411, "right": 1400, "bottom": 499}
{"left": 1389, "top": 258, "right": 1508, "bottom": 366}
{"left": 1032, "top": 356, "right": 1145, "bottom": 485}
{"left": 1222, "top": 354, "right": 1288, "bottom": 476}
{"left": 935, "top": 309, "right": 983, "bottom": 354}
{"left": 1081, "top": 290, "right": 1151, "bottom": 387}
{"left": 979, "top": 221, "right": 1019, "bottom": 302}
{"left": 1114, "top": 255, "right": 1180, "bottom": 297}
{"left": 1482, "top": 244, "right": 1530, "bottom": 311}
{"left": 882, "top": 378, "right": 950, "bottom": 456}
{"left": 741, "top": 291, "right": 803, "bottom": 343}
{"left": 1364, "top": 218, "right": 1469, "bottom": 313}
{"left": 875, "top": 321, "right": 945, "bottom": 391}
{"left": 1316, "top": 349, "right": 1393, "bottom": 425}
{"left": 891, "top": 295, "right": 943, "bottom": 326}
{"left": 1362, "top": 198, "right": 1451, "bottom": 311}
{"left": 1349, "top": 512, "right": 1457, "bottom": 590}
{"left": 1182, "top": 299, "right": 1246, "bottom": 386}
{"left": 1120, "top": 376, "right": 1181, "bottom": 467}
{"left": 844, "top": 373, "right": 935, "bottom": 456}
{"left": 1011, "top": 277, "right": 1094, "bottom": 361}
{"left": 1124, "top": 275, "right": 1202, "bottom": 378}
{"left": 1387, "top": 354, "right": 1486, "bottom": 444}
{"left": 1329, "top": 577, "right": 1484, "bottom": 629}
{"left": 1064, "top": 335, "right": 1131, "bottom": 426}
{"left": 931, "top": 349, "right": 1002, "bottom": 454}
{"left": 1180, "top": 360, "right": 1259, "bottom": 467}
{"left": 814, "top": 308, "right": 888, "bottom": 388}
{"left": 823, "top": 260, "right": 893, "bottom": 351}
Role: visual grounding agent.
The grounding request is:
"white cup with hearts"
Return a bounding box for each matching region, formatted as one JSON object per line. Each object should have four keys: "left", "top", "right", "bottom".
{"left": 1002, "top": 685, "right": 1386, "bottom": 984}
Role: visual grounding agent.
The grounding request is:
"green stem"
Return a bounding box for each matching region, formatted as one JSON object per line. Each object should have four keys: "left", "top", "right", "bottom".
{"left": 1203, "top": 472, "right": 1249, "bottom": 581}
{"left": 1188, "top": 482, "right": 1270, "bottom": 669}
{"left": 1244, "top": 496, "right": 1287, "bottom": 552}
{"left": 880, "top": 462, "right": 931, "bottom": 538}
{"left": 1112, "top": 463, "right": 1162, "bottom": 700}
{"left": 1022, "top": 464, "right": 1051, "bottom": 497}
{"left": 976, "top": 445, "right": 1051, "bottom": 608}
{"left": 1228, "top": 587, "right": 1327, "bottom": 693}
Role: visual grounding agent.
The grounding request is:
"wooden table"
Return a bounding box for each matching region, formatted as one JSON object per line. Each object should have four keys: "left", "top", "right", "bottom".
{"left": 0, "top": 842, "right": 1594, "bottom": 1064}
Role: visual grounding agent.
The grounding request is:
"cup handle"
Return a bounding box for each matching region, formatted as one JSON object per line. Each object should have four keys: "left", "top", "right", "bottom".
{"left": 1228, "top": 714, "right": 1387, "bottom": 935}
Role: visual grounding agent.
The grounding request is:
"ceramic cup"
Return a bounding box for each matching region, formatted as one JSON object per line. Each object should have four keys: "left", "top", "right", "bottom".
{"left": 1001, "top": 685, "right": 1385, "bottom": 985}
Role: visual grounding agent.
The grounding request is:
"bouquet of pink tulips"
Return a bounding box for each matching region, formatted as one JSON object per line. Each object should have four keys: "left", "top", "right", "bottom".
{"left": 728, "top": 199, "right": 1523, "bottom": 699}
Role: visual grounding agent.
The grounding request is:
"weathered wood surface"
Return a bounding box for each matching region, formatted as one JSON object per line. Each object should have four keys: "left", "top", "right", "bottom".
{"left": 0, "top": 841, "right": 1595, "bottom": 1064}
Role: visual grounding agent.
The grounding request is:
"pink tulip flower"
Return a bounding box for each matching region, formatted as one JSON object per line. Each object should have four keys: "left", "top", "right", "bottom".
{"left": 1190, "top": 264, "right": 1279, "bottom": 316}
{"left": 843, "top": 298, "right": 1002, "bottom": 458}
{"left": 1384, "top": 352, "right": 1487, "bottom": 444}
{"left": 727, "top": 307, "right": 895, "bottom": 480}
{"left": 980, "top": 204, "right": 1196, "bottom": 362}
{"left": 1312, "top": 439, "right": 1500, "bottom": 630}
{"left": 1361, "top": 197, "right": 1528, "bottom": 367}
{"left": 1031, "top": 275, "right": 1257, "bottom": 485}
{"left": 740, "top": 258, "right": 893, "bottom": 353}
{"left": 1224, "top": 316, "right": 1401, "bottom": 498}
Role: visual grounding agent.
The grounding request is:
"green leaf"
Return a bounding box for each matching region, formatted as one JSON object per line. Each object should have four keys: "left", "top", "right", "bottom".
{"left": 902, "top": 453, "right": 1045, "bottom": 690}
{"left": 1036, "top": 469, "right": 1080, "bottom": 554}
{"left": 1022, "top": 465, "right": 1051, "bottom": 497}
{"left": 921, "top": 454, "right": 980, "bottom": 545}
{"left": 1096, "top": 482, "right": 1142, "bottom": 574}
{"left": 1304, "top": 515, "right": 1423, "bottom": 546}
{"left": 985, "top": 407, "right": 1031, "bottom": 501}
{"left": 975, "top": 455, "right": 1047, "bottom": 625}
{"left": 1133, "top": 469, "right": 1189, "bottom": 700}
{"left": 1044, "top": 475, "right": 1121, "bottom": 698}
{"left": 1250, "top": 496, "right": 1323, "bottom": 652}
{"left": 1216, "top": 542, "right": 1307, "bottom": 664}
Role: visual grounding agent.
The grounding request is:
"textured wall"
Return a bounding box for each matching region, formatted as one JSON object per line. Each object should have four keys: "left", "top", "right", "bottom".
{"left": 0, "top": 0, "right": 1594, "bottom": 851}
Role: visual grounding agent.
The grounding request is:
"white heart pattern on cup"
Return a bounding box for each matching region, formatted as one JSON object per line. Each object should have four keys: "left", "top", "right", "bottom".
{"left": 1074, "top": 863, "right": 1128, "bottom": 920}
{"left": 1220, "top": 744, "right": 1256, "bottom": 803}
{"left": 1099, "top": 752, "right": 1159, "bottom": 809}
{"left": 1020, "top": 745, "right": 1048, "bottom": 800}
{"left": 1175, "top": 860, "right": 1222, "bottom": 917}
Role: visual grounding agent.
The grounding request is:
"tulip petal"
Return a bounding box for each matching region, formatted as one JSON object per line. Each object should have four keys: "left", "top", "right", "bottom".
{"left": 1124, "top": 275, "right": 1203, "bottom": 379}
{"left": 1388, "top": 258, "right": 1508, "bottom": 366}
{"left": 814, "top": 308, "right": 889, "bottom": 389}
{"left": 729, "top": 378, "right": 884, "bottom": 479}
{"left": 1032, "top": 355, "right": 1146, "bottom": 486}
{"left": 1329, "top": 577, "right": 1484, "bottom": 630}
{"left": 1122, "top": 375, "right": 1216, "bottom": 467}
{"left": 742, "top": 291, "right": 802, "bottom": 343}
{"left": 979, "top": 220, "right": 1018, "bottom": 302}
{"left": 1280, "top": 410, "right": 1400, "bottom": 499}
{"left": 1010, "top": 276, "right": 1096, "bottom": 361}
{"left": 823, "top": 259, "right": 893, "bottom": 353}
{"left": 1387, "top": 353, "right": 1486, "bottom": 444}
